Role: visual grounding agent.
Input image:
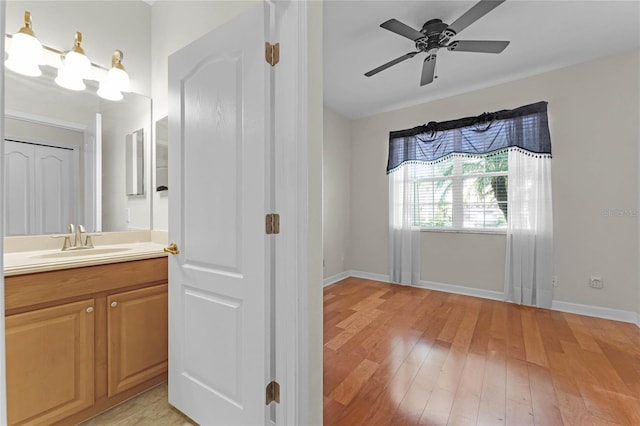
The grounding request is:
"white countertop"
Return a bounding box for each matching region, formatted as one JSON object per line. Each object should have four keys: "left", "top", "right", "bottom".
{"left": 4, "top": 242, "right": 168, "bottom": 276}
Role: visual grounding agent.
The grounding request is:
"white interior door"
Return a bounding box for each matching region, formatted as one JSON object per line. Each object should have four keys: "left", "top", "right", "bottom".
{"left": 3, "top": 141, "right": 35, "bottom": 235}
{"left": 4, "top": 140, "right": 76, "bottom": 235}
{"left": 35, "top": 144, "right": 76, "bottom": 234}
{"left": 168, "top": 4, "right": 271, "bottom": 425}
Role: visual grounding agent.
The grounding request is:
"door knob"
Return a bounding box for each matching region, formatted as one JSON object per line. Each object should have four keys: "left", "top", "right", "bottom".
{"left": 164, "top": 243, "right": 180, "bottom": 255}
{"left": 86, "top": 307, "right": 94, "bottom": 313}
{"left": 110, "top": 301, "right": 118, "bottom": 308}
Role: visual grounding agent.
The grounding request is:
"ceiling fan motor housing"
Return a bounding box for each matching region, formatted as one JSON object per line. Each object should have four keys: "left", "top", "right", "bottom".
{"left": 416, "top": 19, "right": 452, "bottom": 53}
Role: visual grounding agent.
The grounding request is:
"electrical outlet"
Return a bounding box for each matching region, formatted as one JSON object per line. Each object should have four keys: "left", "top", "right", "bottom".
{"left": 589, "top": 276, "right": 603, "bottom": 289}
{"left": 125, "top": 208, "right": 131, "bottom": 223}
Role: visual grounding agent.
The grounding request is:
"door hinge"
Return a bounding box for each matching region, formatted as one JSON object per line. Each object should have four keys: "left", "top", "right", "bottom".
{"left": 266, "top": 380, "right": 280, "bottom": 405}
{"left": 266, "top": 213, "right": 280, "bottom": 235}
{"left": 265, "top": 42, "right": 280, "bottom": 66}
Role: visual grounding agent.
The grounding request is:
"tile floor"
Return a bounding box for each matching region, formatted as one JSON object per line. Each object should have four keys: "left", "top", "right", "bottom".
{"left": 80, "top": 383, "right": 196, "bottom": 426}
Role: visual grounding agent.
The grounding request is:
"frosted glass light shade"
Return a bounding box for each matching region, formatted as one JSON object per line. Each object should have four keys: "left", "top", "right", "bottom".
{"left": 55, "top": 67, "right": 86, "bottom": 91}
{"left": 5, "top": 32, "right": 45, "bottom": 77}
{"left": 97, "top": 80, "right": 123, "bottom": 101}
{"left": 107, "top": 67, "right": 131, "bottom": 93}
{"left": 55, "top": 51, "right": 91, "bottom": 91}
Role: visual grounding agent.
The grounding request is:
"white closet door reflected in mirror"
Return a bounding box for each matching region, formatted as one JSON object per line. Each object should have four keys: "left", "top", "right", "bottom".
{"left": 4, "top": 138, "right": 78, "bottom": 235}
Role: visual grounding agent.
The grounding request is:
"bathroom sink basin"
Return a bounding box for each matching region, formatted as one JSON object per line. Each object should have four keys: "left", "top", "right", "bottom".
{"left": 33, "top": 247, "right": 133, "bottom": 259}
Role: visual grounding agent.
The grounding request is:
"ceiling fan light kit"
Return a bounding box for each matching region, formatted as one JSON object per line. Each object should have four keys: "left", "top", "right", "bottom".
{"left": 365, "top": 0, "right": 510, "bottom": 87}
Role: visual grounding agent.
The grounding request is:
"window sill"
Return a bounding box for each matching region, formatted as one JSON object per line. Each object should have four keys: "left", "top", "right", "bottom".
{"left": 419, "top": 228, "right": 506, "bottom": 235}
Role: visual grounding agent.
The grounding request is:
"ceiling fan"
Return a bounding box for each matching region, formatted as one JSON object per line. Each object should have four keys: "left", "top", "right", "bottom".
{"left": 364, "top": 0, "right": 510, "bottom": 86}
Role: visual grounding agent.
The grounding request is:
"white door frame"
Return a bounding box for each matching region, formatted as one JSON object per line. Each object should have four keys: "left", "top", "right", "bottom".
{"left": 273, "top": 1, "right": 320, "bottom": 424}
{"left": 0, "top": 1, "right": 8, "bottom": 423}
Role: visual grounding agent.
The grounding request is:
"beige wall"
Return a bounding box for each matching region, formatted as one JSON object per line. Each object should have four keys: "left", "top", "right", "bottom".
{"left": 322, "top": 107, "right": 351, "bottom": 279}
{"left": 4, "top": 119, "right": 83, "bottom": 147}
{"left": 348, "top": 49, "right": 639, "bottom": 312}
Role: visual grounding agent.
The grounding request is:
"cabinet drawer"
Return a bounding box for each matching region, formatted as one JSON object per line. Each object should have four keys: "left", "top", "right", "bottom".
{"left": 5, "top": 257, "right": 168, "bottom": 313}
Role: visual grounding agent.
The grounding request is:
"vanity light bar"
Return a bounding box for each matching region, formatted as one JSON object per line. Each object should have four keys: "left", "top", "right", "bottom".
{"left": 4, "top": 30, "right": 130, "bottom": 100}
{"left": 6, "top": 34, "right": 110, "bottom": 81}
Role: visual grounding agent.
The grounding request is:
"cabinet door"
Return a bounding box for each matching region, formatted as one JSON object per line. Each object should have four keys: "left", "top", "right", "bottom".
{"left": 107, "top": 284, "right": 168, "bottom": 397}
{"left": 6, "top": 299, "right": 95, "bottom": 425}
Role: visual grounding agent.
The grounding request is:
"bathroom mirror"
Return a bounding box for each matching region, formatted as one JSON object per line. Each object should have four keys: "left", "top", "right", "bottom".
{"left": 126, "top": 128, "right": 145, "bottom": 196}
{"left": 155, "top": 117, "right": 168, "bottom": 192}
{"left": 4, "top": 67, "right": 152, "bottom": 235}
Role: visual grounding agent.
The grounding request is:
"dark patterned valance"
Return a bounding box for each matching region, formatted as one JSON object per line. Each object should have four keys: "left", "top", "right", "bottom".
{"left": 387, "top": 101, "right": 552, "bottom": 173}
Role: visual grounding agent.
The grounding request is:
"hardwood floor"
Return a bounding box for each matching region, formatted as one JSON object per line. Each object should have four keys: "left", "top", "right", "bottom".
{"left": 323, "top": 277, "right": 640, "bottom": 426}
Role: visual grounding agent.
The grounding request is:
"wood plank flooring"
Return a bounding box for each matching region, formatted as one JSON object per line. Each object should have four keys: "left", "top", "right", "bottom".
{"left": 323, "top": 277, "right": 640, "bottom": 426}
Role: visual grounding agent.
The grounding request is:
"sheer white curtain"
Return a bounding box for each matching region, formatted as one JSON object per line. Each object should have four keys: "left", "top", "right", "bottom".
{"left": 389, "top": 164, "right": 421, "bottom": 285}
{"left": 504, "top": 148, "right": 554, "bottom": 308}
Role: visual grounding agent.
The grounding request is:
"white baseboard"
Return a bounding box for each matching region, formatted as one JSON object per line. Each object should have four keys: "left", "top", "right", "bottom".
{"left": 323, "top": 271, "right": 351, "bottom": 287}
{"left": 551, "top": 300, "right": 639, "bottom": 325}
{"left": 348, "top": 270, "right": 390, "bottom": 283}
{"left": 416, "top": 280, "right": 504, "bottom": 301}
{"left": 335, "top": 270, "right": 639, "bottom": 328}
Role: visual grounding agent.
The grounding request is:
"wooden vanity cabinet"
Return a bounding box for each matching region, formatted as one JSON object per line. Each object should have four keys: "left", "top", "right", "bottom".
{"left": 4, "top": 257, "right": 168, "bottom": 426}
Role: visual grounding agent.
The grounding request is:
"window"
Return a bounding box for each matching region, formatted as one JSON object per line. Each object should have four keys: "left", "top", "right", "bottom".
{"left": 412, "top": 151, "right": 508, "bottom": 231}
{"left": 388, "top": 101, "right": 551, "bottom": 233}
{"left": 388, "top": 101, "right": 553, "bottom": 298}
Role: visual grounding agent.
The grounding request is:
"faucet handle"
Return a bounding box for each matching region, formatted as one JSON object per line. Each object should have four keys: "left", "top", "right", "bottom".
{"left": 78, "top": 224, "right": 86, "bottom": 233}
{"left": 68, "top": 224, "right": 75, "bottom": 234}
{"left": 84, "top": 233, "right": 101, "bottom": 248}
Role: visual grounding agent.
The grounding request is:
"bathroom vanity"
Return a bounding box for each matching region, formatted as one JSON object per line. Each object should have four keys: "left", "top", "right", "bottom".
{"left": 4, "top": 236, "right": 169, "bottom": 425}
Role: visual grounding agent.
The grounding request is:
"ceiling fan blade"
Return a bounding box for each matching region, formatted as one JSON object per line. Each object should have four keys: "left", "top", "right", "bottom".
{"left": 447, "top": 0, "right": 506, "bottom": 35}
{"left": 448, "top": 40, "right": 510, "bottom": 53}
{"left": 420, "top": 55, "right": 437, "bottom": 86}
{"left": 365, "top": 52, "right": 419, "bottom": 77}
{"left": 380, "top": 19, "right": 425, "bottom": 41}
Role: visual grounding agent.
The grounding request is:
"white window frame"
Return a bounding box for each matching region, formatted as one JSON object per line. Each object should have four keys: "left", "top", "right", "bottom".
{"left": 413, "top": 155, "right": 509, "bottom": 234}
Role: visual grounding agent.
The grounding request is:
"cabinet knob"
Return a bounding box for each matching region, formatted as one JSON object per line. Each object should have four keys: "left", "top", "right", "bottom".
{"left": 111, "top": 301, "right": 118, "bottom": 308}
{"left": 86, "top": 307, "right": 94, "bottom": 313}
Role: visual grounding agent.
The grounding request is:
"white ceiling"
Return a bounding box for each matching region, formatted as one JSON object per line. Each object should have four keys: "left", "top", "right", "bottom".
{"left": 323, "top": 0, "right": 640, "bottom": 119}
